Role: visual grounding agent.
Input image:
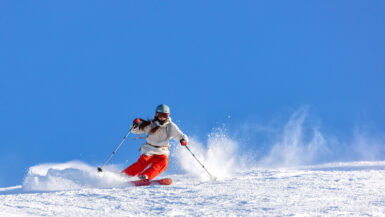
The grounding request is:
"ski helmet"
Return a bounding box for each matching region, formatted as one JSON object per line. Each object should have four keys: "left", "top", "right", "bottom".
{"left": 156, "top": 104, "right": 170, "bottom": 114}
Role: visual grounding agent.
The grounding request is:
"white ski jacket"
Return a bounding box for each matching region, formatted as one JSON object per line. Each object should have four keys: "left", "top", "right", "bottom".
{"left": 131, "top": 118, "right": 188, "bottom": 156}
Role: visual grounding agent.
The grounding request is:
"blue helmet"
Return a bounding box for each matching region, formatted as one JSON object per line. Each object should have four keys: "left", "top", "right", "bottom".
{"left": 156, "top": 104, "right": 170, "bottom": 114}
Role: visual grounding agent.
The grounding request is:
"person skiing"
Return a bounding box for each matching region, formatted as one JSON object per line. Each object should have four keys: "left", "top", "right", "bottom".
{"left": 122, "top": 104, "right": 188, "bottom": 181}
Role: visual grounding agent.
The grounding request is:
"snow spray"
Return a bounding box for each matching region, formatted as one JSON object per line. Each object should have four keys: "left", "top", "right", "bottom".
{"left": 23, "top": 161, "right": 130, "bottom": 191}
{"left": 172, "top": 128, "right": 250, "bottom": 181}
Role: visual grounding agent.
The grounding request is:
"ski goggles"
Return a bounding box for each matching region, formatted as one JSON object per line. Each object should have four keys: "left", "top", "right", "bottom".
{"left": 156, "top": 112, "right": 169, "bottom": 119}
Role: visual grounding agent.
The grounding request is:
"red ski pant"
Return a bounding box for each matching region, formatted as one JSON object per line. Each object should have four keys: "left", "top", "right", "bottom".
{"left": 122, "top": 154, "right": 168, "bottom": 180}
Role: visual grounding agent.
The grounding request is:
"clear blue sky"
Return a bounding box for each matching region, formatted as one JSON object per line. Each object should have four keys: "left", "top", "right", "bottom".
{"left": 1, "top": 1, "right": 384, "bottom": 187}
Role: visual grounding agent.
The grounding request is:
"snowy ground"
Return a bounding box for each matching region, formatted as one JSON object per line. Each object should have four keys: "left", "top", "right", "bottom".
{"left": 1, "top": 161, "right": 385, "bottom": 216}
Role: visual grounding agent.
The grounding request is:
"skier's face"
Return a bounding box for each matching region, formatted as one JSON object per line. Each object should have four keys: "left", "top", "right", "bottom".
{"left": 157, "top": 112, "right": 169, "bottom": 120}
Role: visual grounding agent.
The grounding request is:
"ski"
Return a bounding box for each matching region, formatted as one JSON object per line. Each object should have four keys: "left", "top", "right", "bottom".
{"left": 130, "top": 178, "right": 172, "bottom": 186}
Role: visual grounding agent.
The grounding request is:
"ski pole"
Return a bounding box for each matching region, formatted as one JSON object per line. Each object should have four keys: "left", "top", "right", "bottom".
{"left": 97, "top": 119, "right": 140, "bottom": 172}
{"left": 184, "top": 145, "right": 217, "bottom": 181}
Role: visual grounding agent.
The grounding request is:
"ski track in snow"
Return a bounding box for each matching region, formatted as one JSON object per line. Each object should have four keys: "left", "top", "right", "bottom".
{"left": 1, "top": 162, "right": 385, "bottom": 216}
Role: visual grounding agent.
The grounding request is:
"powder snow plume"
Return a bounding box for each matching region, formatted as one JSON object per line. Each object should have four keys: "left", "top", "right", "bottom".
{"left": 258, "top": 107, "right": 330, "bottom": 167}
{"left": 173, "top": 106, "right": 385, "bottom": 178}
{"left": 172, "top": 128, "right": 251, "bottom": 181}
{"left": 23, "top": 161, "right": 130, "bottom": 191}
{"left": 257, "top": 107, "right": 385, "bottom": 167}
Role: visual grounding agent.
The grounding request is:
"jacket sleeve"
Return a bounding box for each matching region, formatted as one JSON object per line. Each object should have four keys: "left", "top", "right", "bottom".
{"left": 131, "top": 124, "right": 151, "bottom": 135}
{"left": 169, "top": 123, "right": 188, "bottom": 142}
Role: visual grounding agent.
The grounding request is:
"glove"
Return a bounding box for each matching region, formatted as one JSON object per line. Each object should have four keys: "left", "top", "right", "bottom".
{"left": 180, "top": 139, "right": 187, "bottom": 146}
{"left": 133, "top": 118, "right": 141, "bottom": 128}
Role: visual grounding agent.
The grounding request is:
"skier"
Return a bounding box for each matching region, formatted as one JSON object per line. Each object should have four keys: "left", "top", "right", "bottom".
{"left": 122, "top": 104, "right": 188, "bottom": 181}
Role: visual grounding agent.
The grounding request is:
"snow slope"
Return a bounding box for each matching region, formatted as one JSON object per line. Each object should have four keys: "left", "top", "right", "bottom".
{"left": 2, "top": 110, "right": 385, "bottom": 216}
{"left": 1, "top": 161, "right": 385, "bottom": 216}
